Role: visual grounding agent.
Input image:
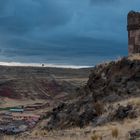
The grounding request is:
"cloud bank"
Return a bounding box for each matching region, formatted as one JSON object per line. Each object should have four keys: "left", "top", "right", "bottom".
{"left": 0, "top": 0, "right": 139, "bottom": 64}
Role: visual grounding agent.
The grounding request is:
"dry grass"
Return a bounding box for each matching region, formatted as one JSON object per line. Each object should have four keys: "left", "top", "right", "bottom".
{"left": 111, "top": 127, "right": 119, "bottom": 139}
{"left": 32, "top": 130, "right": 48, "bottom": 137}
{"left": 128, "top": 98, "right": 140, "bottom": 107}
{"left": 91, "top": 134, "right": 102, "bottom": 140}
{"left": 128, "top": 54, "right": 140, "bottom": 61}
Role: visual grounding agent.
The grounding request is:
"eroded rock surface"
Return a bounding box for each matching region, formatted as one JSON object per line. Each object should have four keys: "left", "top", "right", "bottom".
{"left": 46, "top": 58, "right": 140, "bottom": 130}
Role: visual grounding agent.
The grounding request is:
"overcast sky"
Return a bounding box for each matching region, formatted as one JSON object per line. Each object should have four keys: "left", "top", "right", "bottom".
{"left": 0, "top": 0, "right": 140, "bottom": 63}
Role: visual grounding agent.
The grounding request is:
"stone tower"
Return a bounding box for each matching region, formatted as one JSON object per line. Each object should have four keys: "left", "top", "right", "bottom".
{"left": 127, "top": 11, "right": 140, "bottom": 54}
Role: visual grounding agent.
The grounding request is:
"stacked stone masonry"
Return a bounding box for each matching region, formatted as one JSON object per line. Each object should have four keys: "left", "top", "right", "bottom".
{"left": 127, "top": 11, "right": 140, "bottom": 54}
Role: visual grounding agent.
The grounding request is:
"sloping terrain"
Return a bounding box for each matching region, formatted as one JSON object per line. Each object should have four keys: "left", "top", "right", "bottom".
{"left": 45, "top": 57, "right": 140, "bottom": 130}
{"left": 0, "top": 66, "right": 91, "bottom": 100}
{"left": 2, "top": 57, "right": 140, "bottom": 139}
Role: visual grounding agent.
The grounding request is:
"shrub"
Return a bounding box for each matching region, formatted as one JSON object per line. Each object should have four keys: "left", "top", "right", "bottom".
{"left": 91, "top": 133, "right": 102, "bottom": 140}
{"left": 111, "top": 127, "right": 119, "bottom": 138}
{"left": 91, "top": 135, "right": 98, "bottom": 140}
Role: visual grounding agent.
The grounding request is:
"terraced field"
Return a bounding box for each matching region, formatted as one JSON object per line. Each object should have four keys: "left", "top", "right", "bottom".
{"left": 0, "top": 66, "right": 91, "bottom": 100}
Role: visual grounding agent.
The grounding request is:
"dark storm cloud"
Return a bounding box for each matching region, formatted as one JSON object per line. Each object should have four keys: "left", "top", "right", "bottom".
{"left": 2, "top": 35, "right": 126, "bottom": 59}
{"left": 0, "top": 0, "right": 139, "bottom": 60}
{"left": 0, "top": 0, "right": 71, "bottom": 35}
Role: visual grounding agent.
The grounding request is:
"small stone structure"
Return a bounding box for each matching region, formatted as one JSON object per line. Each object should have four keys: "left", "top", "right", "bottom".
{"left": 127, "top": 11, "right": 140, "bottom": 54}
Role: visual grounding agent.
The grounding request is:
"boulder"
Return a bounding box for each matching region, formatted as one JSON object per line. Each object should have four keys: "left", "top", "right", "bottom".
{"left": 129, "top": 129, "right": 140, "bottom": 140}
{"left": 113, "top": 105, "right": 136, "bottom": 120}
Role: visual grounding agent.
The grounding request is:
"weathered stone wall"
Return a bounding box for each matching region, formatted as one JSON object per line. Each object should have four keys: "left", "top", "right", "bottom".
{"left": 127, "top": 11, "right": 140, "bottom": 54}
{"left": 128, "top": 29, "right": 140, "bottom": 54}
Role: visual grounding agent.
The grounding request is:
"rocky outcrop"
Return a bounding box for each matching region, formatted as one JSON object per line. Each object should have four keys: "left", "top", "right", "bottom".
{"left": 112, "top": 105, "right": 137, "bottom": 120}
{"left": 46, "top": 101, "right": 101, "bottom": 130}
{"left": 45, "top": 57, "right": 140, "bottom": 130}
{"left": 86, "top": 57, "right": 140, "bottom": 102}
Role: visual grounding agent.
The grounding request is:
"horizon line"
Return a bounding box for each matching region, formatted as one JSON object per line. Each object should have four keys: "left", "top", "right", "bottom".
{"left": 0, "top": 61, "right": 93, "bottom": 69}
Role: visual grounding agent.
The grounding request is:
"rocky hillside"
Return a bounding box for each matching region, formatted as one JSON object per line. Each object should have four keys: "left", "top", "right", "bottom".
{"left": 46, "top": 57, "right": 140, "bottom": 130}
{"left": 86, "top": 57, "right": 140, "bottom": 101}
